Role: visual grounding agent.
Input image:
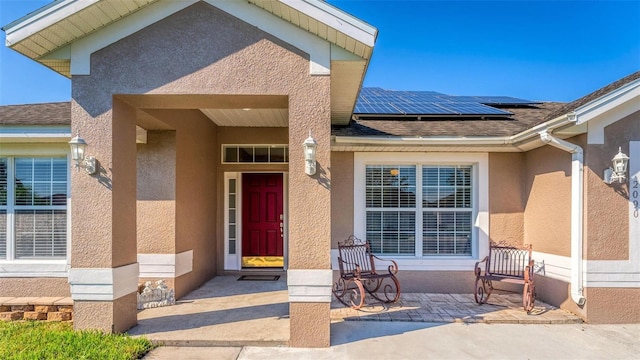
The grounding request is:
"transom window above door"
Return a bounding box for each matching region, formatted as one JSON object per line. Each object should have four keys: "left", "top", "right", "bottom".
{"left": 222, "top": 145, "right": 288, "bottom": 164}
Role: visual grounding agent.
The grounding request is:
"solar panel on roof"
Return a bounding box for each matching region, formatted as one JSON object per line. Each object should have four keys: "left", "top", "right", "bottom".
{"left": 394, "top": 103, "right": 456, "bottom": 114}
{"left": 354, "top": 87, "right": 532, "bottom": 116}
{"left": 438, "top": 102, "right": 512, "bottom": 115}
{"left": 354, "top": 102, "right": 403, "bottom": 114}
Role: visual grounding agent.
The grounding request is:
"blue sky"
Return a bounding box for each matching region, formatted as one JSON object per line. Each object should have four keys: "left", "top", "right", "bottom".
{"left": 1, "top": 0, "right": 639, "bottom": 105}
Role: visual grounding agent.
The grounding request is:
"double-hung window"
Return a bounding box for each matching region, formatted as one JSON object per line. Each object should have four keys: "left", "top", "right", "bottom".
{"left": 0, "top": 157, "right": 68, "bottom": 261}
{"left": 359, "top": 153, "right": 483, "bottom": 260}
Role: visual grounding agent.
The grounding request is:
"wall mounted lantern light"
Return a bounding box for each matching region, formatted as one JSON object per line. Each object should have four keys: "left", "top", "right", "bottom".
{"left": 303, "top": 131, "right": 317, "bottom": 176}
{"left": 68, "top": 134, "right": 97, "bottom": 175}
{"left": 603, "top": 147, "right": 629, "bottom": 184}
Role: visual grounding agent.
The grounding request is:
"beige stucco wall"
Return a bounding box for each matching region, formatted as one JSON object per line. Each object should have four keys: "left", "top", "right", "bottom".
{"left": 584, "top": 287, "right": 640, "bottom": 323}
{"left": 522, "top": 141, "right": 576, "bottom": 257}
{"left": 137, "top": 130, "right": 176, "bottom": 254}
{"left": 330, "top": 152, "right": 354, "bottom": 247}
{"left": 143, "top": 109, "right": 218, "bottom": 299}
{"left": 70, "top": 1, "right": 332, "bottom": 341}
{"left": 584, "top": 112, "right": 639, "bottom": 260}
{"left": 0, "top": 278, "right": 70, "bottom": 297}
{"left": 489, "top": 152, "right": 525, "bottom": 246}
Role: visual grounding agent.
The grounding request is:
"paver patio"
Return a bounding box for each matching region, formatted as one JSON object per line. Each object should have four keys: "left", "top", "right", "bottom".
{"left": 331, "top": 291, "right": 582, "bottom": 324}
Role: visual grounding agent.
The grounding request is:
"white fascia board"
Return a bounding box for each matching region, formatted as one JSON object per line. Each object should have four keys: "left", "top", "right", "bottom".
{"left": 334, "top": 135, "right": 512, "bottom": 146}
{"left": 69, "top": 0, "right": 198, "bottom": 75}
{"left": 0, "top": 126, "right": 71, "bottom": 143}
{"left": 573, "top": 78, "right": 640, "bottom": 125}
{"left": 279, "top": 0, "right": 377, "bottom": 47}
{"left": 3, "top": 0, "right": 99, "bottom": 46}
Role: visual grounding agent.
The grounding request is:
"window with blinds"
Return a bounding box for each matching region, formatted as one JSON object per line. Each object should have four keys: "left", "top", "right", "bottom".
{"left": 422, "top": 166, "right": 472, "bottom": 255}
{"left": 0, "top": 157, "right": 68, "bottom": 260}
{"left": 365, "top": 164, "right": 473, "bottom": 257}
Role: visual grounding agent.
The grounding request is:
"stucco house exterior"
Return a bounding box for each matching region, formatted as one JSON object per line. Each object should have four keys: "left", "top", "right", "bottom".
{"left": 1, "top": 0, "right": 639, "bottom": 348}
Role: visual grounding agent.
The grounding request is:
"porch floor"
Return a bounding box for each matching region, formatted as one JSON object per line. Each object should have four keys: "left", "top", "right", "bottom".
{"left": 128, "top": 276, "right": 581, "bottom": 347}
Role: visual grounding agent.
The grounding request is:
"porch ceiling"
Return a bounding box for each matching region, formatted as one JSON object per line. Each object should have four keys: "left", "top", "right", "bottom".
{"left": 120, "top": 94, "right": 289, "bottom": 129}
{"left": 200, "top": 108, "right": 288, "bottom": 127}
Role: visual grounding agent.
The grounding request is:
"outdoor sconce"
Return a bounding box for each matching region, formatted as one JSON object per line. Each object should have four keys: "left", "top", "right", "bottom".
{"left": 603, "top": 147, "right": 629, "bottom": 184}
{"left": 68, "top": 134, "right": 97, "bottom": 175}
{"left": 303, "top": 131, "right": 317, "bottom": 176}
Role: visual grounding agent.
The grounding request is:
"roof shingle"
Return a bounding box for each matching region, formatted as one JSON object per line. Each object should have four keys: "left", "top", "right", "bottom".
{"left": 0, "top": 102, "right": 70, "bottom": 126}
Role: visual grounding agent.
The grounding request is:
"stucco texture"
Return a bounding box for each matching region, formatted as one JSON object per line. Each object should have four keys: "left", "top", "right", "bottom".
{"left": 489, "top": 152, "right": 525, "bottom": 246}
{"left": 330, "top": 152, "right": 355, "bottom": 246}
{"left": 73, "top": 292, "right": 138, "bottom": 333}
{"left": 70, "top": 1, "right": 332, "bottom": 340}
{"left": 522, "top": 142, "right": 574, "bottom": 257}
{"left": 137, "top": 130, "right": 176, "bottom": 254}
{"left": 584, "top": 112, "right": 640, "bottom": 260}
{"left": 584, "top": 287, "right": 640, "bottom": 323}
{"left": 0, "top": 278, "right": 70, "bottom": 297}
{"left": 290, "top": 302, "right": 330, "bottom": 348}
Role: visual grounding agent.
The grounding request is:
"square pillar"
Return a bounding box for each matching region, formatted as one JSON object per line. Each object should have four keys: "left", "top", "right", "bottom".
{"left": 287, "top": 85, "right": 332, "bottom": 347}
{"left": 69, "top": 98, "right": 139, "bottom": 332}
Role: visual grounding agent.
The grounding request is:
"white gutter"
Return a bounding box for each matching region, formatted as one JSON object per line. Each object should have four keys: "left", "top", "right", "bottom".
{"left": 539, "top": 130, "right": 586, "bottom": 306}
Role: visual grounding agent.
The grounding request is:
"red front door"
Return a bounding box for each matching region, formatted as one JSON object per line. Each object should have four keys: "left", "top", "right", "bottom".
{"left": 242, "top": 173, "right": 284, "bottom": 267}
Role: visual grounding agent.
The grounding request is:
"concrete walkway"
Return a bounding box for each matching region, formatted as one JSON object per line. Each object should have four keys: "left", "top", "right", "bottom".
{"left": 144, "top": 321, "right": 640, "bottom": 360}
{"left": 130, "top": 275, "right": 581, "bottom": 347}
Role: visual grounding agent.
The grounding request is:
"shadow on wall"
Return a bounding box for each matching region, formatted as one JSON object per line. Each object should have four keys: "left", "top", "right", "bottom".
{"left": 314, "top": 162, "right": 331, "bottom": 190}
{"left": 72, "top": 2, "right": 308, "bottom": 117}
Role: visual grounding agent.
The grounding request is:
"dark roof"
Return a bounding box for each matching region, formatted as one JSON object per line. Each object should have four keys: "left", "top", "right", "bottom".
{"left": 333, "top": 102, "right": 566, "bottom": 137}
{"left": 544, "top": 71, "right": 640, "bottom": 121}
{"left": 0, "top": 102, "right": 70, "bottom": 126}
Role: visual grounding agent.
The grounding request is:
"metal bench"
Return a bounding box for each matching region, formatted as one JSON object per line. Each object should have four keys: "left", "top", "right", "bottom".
{"left": 332, "top": 236, "right": 401, "bottom": 310}
{"left": 474, "top": 241, "right": 536, "bottom": 312}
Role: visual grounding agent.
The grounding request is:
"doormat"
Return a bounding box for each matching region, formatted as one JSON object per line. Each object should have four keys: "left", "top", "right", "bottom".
{"left": 237, "top": 275, "right": 281, "bottom": 281}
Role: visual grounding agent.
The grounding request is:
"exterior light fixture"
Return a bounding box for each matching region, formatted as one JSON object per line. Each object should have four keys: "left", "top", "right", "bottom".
{"left": 68, "top": 134, "right": 97, "bottom": 175}
{"left": 303, "top": 131, "right": 317, "bottom": 176}
{"left": 603, "top": 147, "right": 629, "bottom": 184}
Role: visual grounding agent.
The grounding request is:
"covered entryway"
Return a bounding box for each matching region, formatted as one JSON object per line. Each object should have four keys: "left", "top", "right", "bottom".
{"left": 242, "top": 173, "right": 285, "bottom": 268}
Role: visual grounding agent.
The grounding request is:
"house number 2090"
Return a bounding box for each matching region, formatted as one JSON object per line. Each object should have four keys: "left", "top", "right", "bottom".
{"left": 632, "top": 176, "right": 639, "bottom": 219}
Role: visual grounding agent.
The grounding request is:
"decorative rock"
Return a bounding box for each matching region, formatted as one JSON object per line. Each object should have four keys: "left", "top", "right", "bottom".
{"left": 137, "top": 279, "right": 176, "bottom": 310}
{"left": 23, "top": 312, "right": 47, "bottom": 320}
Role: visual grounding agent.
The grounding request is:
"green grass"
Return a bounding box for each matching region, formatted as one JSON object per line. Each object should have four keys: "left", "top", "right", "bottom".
{"left": 0, "top": 321, "right": 155, "bottom": 360}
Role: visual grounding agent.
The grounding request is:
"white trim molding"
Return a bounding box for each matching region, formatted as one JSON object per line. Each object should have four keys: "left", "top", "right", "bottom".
{"left": 0, "top": 260, "right": 68, "bottom": 278}
{"left": 288, "top": 269, "right": 333, "bottom": 303}
{"left": 68, "top": 263, "right": 139, "bottom": 301}
{"left": 352, "top": 152, "right": 489, "bottom": 270}
{"left": 138, "top": 250, "right": 193, "bottom": 278}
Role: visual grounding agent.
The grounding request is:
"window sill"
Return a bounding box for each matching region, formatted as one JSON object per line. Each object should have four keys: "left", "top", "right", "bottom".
{"left": 330, "top": 249, "right": 479, "bottom": 271}
{"left": 0, "top": 260, "right": 69, "bottom": 277}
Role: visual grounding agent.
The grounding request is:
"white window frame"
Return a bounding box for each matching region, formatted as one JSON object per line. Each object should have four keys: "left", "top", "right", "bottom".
{"left": 0, "top": 143, "right": 70, "bottom": 277}
{"left": 353, "top": 152, "right": 489, "bottom": 271}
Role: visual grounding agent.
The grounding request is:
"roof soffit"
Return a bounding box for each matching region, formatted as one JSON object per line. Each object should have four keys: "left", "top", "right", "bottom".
{"left": 4, "top": 0, "right": 376, "bottom": 77}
